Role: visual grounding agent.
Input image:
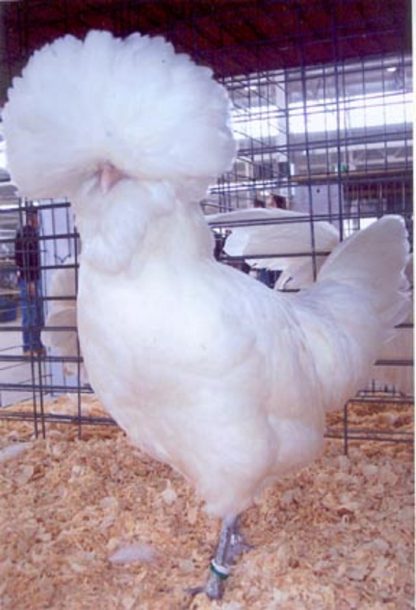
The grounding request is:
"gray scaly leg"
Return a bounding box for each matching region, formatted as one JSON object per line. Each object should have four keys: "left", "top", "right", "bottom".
{"left": 190, "top": 515, "right": 251, "bottom": 600}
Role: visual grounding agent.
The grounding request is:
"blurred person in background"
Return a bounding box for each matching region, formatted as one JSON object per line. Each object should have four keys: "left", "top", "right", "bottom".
{"left": 14, "top": 208, "right": 45, "bottom": 355}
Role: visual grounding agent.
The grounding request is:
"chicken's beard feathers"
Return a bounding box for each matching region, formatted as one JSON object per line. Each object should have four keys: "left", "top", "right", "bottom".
{"left": 74, "top": 179, "right": 176, "bottom": 274}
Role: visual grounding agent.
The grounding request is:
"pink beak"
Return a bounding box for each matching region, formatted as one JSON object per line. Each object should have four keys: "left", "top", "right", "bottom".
{"left": 99, "top": 162, "right": 124, "bottom": 194}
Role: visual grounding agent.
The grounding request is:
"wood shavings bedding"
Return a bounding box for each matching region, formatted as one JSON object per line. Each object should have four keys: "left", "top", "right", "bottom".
{"left": 0, "top": 395, "right": 414, "bottom": 610}
{"left": 327, "top": 399, "right": 413, "bottom": 435}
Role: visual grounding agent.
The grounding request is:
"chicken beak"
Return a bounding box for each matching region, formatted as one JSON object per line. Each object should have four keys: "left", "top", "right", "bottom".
{"left": 99, "top": 163, "right": 123, "bottom": 195}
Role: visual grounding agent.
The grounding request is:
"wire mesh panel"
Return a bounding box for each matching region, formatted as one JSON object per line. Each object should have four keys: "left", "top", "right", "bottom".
{"left": 0, "top": 0, "right": 412, "bottom": 450}
{"left": 0, "top": 199, "right": 91, "bottom": 435}
{"left": 206, "top": 49, "right": 413, "bottom": 447}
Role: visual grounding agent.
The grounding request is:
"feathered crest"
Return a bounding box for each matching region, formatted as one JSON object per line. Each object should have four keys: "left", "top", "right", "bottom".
{"left": 3, "top": 30, "right": 237, "bottom": 200}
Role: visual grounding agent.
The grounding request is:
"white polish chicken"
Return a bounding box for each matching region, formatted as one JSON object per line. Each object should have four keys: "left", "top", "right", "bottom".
{"left": 3, "top": 31, "right": 410, "bottom": 599}
{"left": 208, "top": 206, "right": 340, "bottom": 288}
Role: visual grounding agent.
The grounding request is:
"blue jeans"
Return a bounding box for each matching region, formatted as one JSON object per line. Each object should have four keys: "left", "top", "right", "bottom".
{"left": 19, "top": 279, "right": 44, "bottom": 352}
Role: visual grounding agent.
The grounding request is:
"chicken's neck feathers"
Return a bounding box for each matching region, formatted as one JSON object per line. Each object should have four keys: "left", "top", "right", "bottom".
{"left": 75, "top": 178, "right": 214, "bottom": 276}
{"left": 138, "top": 202, "right": 214, "bottom": 269}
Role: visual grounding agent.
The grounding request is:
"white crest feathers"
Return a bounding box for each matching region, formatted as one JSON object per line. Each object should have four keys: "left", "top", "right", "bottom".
{"left": 3, "top": 30, "right": 237, "bottom": 199}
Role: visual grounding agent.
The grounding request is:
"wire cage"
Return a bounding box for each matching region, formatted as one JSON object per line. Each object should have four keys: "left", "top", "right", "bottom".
{"left": 0, "top": 0, "right": 413, "bottom": 452}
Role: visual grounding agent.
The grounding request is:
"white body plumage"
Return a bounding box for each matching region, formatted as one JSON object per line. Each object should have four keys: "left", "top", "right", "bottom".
{"left": 77, "top": 199, "right": 327, "bottom": 516}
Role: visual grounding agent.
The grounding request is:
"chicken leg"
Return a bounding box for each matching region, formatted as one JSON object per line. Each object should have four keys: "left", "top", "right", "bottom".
{"left": 192, "top": 515, "right": 251, "bottom": 600}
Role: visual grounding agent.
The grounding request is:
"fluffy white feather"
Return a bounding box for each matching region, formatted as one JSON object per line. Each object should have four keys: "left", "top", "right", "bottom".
{"left": 108, "top": 542, "right": 158, "bottom": 565}
{"left": 3, "top": 31, "right": 410, "bottom": 525}
{"left": 0, "top": 442, "right": 32, "bottom": 464}
{"left": 208, "top": 207, "right": 339, "bottom": 286}
{"left": 367, "top": 256, "right": 413, "bottom": 396}
{"left": 42, "top": 260, "right": 87, "bottom": 381}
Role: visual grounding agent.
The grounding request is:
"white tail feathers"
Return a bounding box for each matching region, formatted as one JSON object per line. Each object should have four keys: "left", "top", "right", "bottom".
{"left": 318, "top": 216, "right": 410, "bottom": 331}
{"left": 294, "top": 216, "right": 411, "bottom": 411}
